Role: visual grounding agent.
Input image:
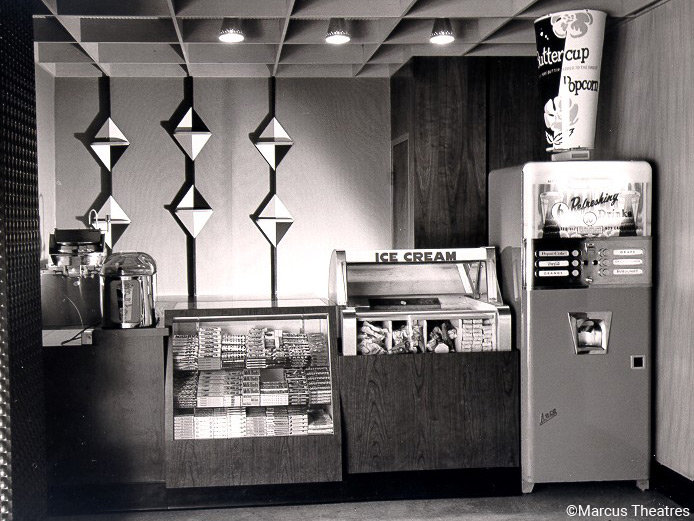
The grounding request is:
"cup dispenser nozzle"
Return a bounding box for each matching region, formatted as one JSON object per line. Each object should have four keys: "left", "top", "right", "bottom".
{"left": 568, "top": 312, "right": 612, "bottom": 354}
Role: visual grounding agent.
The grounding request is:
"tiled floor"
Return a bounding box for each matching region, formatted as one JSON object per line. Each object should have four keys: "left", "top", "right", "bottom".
{"left": 48, "top": 482, "right": 690, "bottom": 521}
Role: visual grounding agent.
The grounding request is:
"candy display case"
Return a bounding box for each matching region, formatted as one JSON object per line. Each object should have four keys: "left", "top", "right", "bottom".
{"left": 164, "top": 300, "right": 341, "bottom": 488}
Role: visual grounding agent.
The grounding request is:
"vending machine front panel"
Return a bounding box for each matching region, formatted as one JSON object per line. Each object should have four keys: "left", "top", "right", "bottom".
{"left": 523, "top": 287, "right": 650, "bottom": 485}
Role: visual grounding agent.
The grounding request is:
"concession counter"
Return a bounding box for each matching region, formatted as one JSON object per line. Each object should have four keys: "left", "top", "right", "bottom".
{"left": 329, "top": 248, "right": 519, "bottom": 474}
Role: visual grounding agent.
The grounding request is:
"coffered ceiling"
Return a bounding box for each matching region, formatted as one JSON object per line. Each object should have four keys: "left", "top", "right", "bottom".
{"left": 33, "top": 0, "right": 661, "bottom": 78}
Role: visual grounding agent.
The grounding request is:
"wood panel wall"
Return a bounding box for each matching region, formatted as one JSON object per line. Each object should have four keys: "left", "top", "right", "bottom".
{"left": 391, "top": 57, "right": 543, "bottom": 249}
{"left": 486, "top": 58, "right": 545, "bottom": 172}
{"left": 596, "top": 0, "right": 694, "bottom": 480}
{"left": 412, "top": 58, "right": 487, "bottom": 248}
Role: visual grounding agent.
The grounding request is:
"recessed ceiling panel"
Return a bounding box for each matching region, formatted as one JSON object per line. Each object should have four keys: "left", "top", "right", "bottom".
{"left": 284, "top": 19, "right": 398, "bottom": 45}
{"left": 291, "top": 0, "right": 406, "bottom": 19}
{"left": 175, "top": 0, "right": 289, "bottom": 18}
{"left": 385, "top": 18, "right": 483, "bottom": 44}
{"left": 466, "top": 43, "right": 536, "bottom": 56}
{"left": 186, "top": 43, "right": 277, "bottom": 63}
{"left": 280, "top": 44, "right": 374, "bottom": 64}
{"left": 97, "top": 43, "right": 185, "bottom": 64}
{"left": 406, "top": 0, "right": 530, "bottom": 18}
{"left": 50, "top": 62, "right": 104, "bottom": 77}
{"left": 182, "top": 18, "right": 284, "bottom": 43}
{"left": 105, "top": 63, "right": 188, "bottom": 76}
{"left": 33, "top": 17, "right": 74, "bottom": 42}
{"left": 80, "top": 18, "right": 178, "bottom": 43}
{"left": 356, "top": 64, "right": 391, "bottom": 77}
{"left": 36, "top": 42, "right": 93, "bottom": 63}
{"left": 367, "top": 45, "right": 407, "bottom": 64}
{"left": 187, "top": 63, "right": 273, "bottom": 76}
{"left": 409, "top": 42, "right": 475, "bottom": 56}
{"left": 276, "top": 64, "right": 356, "bottom": 77}
{"left": 484, "top": 19, "right": 535, "bottom": 44}
{"left": 55, "top": 0, "right": 172, "bottom": 17}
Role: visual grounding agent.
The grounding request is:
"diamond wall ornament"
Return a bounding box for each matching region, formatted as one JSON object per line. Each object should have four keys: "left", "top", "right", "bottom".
{"left": 90, "top": 117, "right": 129, "bottom": 171}
{"left": 174, "top": 185, "right": 213, "bottom": 238}
{"left": 251, "top": 194, "right": 293, "bottom": 247}
{"left": 173, "top": 107, "right": 211, "bottom": 160}
{"left": 94, "top": 195, "right": 131, "bottom": 248}
{"left": 252, "top": 117, "right": 293, "bottom": 170}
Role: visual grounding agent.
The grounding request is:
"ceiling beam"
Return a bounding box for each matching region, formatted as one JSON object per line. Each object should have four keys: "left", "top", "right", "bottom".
{"left": 40, "top": 0, "right": 106, "bottom": 75}
{"left": 272, "top": 0, "right": 296, "bottom": 77}
{"left": 462, "top": 0, "right": 539, "bottom": 55}
{"left": 352, "top": 0, "right": 419, "bottom": 76}
{"left": 164, "top": 0, "right": 192, "bottom": 76}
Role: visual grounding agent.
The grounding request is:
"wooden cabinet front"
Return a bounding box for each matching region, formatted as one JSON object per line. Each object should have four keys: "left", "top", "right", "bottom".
{"left": 44, "top": 328, "right": 167, "bottom": 487}
{"left": 340, "top": 351, "right": 518, "bottom": 474}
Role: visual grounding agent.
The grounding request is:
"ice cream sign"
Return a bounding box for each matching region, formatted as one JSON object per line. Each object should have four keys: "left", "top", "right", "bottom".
{"left": 534, "top": 10, "right": 606, "bottom": 153}
{"left": 344, "top": 249, "right": 490, "bottom": 264}
{"left": 373, "top": 250, "right": 458, "bottom": 263}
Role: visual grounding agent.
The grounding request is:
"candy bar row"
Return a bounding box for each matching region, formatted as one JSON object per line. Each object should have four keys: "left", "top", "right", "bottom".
{"left": 173, "top": 406, "right": 333, "bottom": 440}
{"left": 172, "top": 328, "right": 329, "bottom": 371}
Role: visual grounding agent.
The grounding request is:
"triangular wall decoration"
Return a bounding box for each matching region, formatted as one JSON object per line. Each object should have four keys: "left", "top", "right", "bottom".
{"left": 252, "top": 117, "right": 293, "bottom": 170}
{"left": 94, "top": 195, "right": 131, "bottom": 248}
{"left": 172, "top": 107, "right": 212, "bottom": 160}
{"left": 173, "top": 185, "right": 214, "bottom": 238}
{"left": 251, "top": 194, "right": 293, "bottom": 247}
{"left": 90, "top": 117, "right": 129, "bottom": 171}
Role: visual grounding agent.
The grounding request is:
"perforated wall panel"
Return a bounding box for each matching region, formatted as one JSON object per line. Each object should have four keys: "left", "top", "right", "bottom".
{"left": 0, "top": 0, "right": 47, "bottom": 519}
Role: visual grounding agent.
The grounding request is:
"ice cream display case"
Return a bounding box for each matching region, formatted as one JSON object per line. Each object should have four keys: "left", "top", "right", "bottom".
{"left": 163, "top": 300, "right": 341, "bottom": 488}
{"left": 330, "top": 248, "right": 519, "bottom": 474}
{"left": 329, "top": 247, "right": 512, "bottom": 355}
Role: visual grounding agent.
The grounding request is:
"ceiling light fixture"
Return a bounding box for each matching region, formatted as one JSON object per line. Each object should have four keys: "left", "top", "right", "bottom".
{"left": 430, "top": 18, "right": 455, "bottom": 45}
{"left": 325, "top": 18, "right": 351, "bottom": 45}
{"left": 219, "top": 18, "right": 245, "bottom": 43}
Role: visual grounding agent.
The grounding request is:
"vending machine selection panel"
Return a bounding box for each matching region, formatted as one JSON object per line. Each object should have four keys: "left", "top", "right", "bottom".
{"left": 528, "top": 236, "right": 652, "bottom": 289}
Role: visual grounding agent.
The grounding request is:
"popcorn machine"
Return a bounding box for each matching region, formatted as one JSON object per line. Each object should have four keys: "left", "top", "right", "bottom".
{"left": 328, "top": 247, "right": 511, "bottom": 356}
{"left": 489, "top": 161, "right": 652, "bottom": 492}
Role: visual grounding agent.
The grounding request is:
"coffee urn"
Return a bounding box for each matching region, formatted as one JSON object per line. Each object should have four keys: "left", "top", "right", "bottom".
{"left": 101, "top": 252, "right": 157, "bottom": 328}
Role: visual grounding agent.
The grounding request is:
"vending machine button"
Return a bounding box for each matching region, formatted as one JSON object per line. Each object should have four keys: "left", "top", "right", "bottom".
{"left": 599, "top": 268, "right": 609, "bottom": 276}
{"left": 598, "top": 248, "right": 607, "bottom": 256}
{"left": 614, "top": 258, "right": 643, "bottom": 266}
{"left": 614, "top": 268, "right": 644, "bottom": 275}
{"left": 571, "top": 250, "right": 580, "bottom": 257}
{"left": 571, "top": 260, "right": 580, "bottom": 267}
{"left": 600, "top": 260, "right": 611, "bottom": 267}
{"left": 538, "top": 270, "right": 569, "bottom": 277}
{"left": 614, "top": 248, "right": 643, "bottom": 256}
{"left": 539, "top": 250, "right": 570, "bottom": 257}
{"left": 538, "top": 260, "right": 569, "bottom": 268}
{"left": 571, "top": 270, "right": 580, "bottom": 277}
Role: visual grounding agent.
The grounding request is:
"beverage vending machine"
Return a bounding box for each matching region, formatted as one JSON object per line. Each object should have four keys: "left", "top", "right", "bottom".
{"left": 488, "top": 161, "right": 652, "bottom": 493}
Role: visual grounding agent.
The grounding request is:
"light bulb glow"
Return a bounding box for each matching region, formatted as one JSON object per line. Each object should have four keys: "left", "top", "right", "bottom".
{"left": 430, "top": 33, "right": 454, "bottom": 45}
{"left": 326, "top": 18, "right": 350, "bottom": 45}
{"left": 219, "top": 19, "right": 245, "bottom": 43}
{"left": 430, "top": 18, "right": 455, "bottom": 45}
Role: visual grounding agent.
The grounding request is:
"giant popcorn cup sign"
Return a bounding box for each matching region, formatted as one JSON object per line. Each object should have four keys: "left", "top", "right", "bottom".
{"left": 535, "top": 10, "right": 606, "bottom": 153}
